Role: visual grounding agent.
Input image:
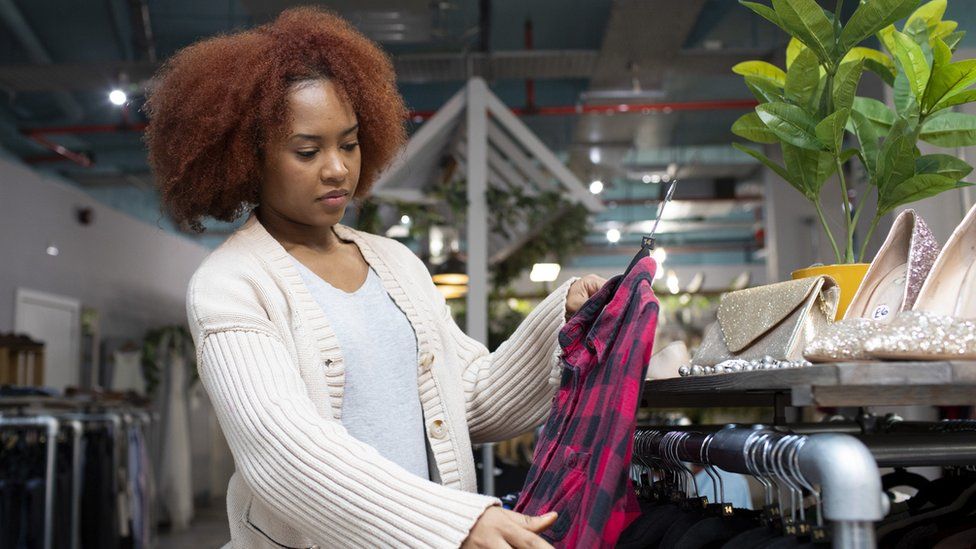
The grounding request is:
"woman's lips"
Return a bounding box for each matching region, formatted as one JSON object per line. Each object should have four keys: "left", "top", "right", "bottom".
{"left": 317, "top": 191, "right": 348, "bottom": 208}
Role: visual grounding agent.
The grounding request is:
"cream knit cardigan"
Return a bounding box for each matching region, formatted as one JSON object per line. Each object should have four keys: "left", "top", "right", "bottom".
{"left": 187, "top": 213, "right": 576, "bottom": 548}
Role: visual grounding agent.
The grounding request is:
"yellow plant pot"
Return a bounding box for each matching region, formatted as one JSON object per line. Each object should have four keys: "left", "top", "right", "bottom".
{"left": 791, "top": 263, "right": 869, "bottom": 319}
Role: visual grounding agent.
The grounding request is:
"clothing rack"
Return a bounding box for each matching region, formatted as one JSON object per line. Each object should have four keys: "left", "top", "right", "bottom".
{"left": 0, "top": 396, "right": 157, "bottom": 549}
{"left": 0, "top": 415, "right": 59, "bottom": 549}
{"left": 633, "top": 424, "right": 885, "bottom": 548}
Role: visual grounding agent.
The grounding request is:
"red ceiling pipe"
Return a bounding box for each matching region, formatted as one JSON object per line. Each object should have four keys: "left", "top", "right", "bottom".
{"left": 408, "top": 98, "right": 757, "bottom": 121}
{"left": 25, "top": 134, "right": 92, "bottom": 167}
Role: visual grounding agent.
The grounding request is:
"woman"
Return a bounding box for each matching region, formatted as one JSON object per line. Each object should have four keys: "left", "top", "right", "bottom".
{"left": 145, "top": 8, "right": 605, "bottom": 548}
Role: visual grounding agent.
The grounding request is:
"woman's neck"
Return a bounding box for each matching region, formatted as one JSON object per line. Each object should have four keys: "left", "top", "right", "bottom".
{"left": 255, "top": 206, "right": 342, "bottom": 254}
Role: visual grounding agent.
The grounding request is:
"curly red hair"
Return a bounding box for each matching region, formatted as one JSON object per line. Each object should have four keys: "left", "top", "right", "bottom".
{"left": 143, "top": 7, "right": 407, "bottom": 231}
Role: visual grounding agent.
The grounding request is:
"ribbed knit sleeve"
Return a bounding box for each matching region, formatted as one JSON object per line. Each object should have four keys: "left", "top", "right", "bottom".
{"left": 198, "top": 328, "right": 499, "bottom": 547}
{"left": 447, "top": 278, "right": 578, "bottom": 444}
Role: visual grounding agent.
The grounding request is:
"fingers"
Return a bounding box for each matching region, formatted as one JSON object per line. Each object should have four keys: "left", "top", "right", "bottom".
{"left": 524, "top": 512, "right": 558, "bottom": 533}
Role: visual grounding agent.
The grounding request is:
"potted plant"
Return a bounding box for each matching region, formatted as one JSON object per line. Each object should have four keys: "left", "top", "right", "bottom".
{"left": 732, "top": 0, "right": 975, "bottom": 316}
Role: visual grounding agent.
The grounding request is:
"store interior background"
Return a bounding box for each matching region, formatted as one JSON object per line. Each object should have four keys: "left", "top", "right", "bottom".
{"left": 2, "top": 0, "right": 975, "bottom": 543}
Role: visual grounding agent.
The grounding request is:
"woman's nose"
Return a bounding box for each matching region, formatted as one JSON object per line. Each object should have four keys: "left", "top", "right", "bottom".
{"left": 320, "top": 150, "right": 349, "bottom": 181}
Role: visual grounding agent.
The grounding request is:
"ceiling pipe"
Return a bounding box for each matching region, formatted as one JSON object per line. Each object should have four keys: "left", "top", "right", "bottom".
{"left": 21, "top": 97, "right": 756, "bottom": 141}
{"left": 409, "top": 98, "right": 757, "bottom": 120}
{"left": 24, "top": 133, "right": 92, "bottom": 167}
{"left": 524, "top": 19, "right": 536, "bottom": 113}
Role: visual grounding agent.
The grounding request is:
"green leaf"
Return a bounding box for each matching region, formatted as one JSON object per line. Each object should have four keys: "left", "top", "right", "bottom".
{"left": 843, "top": 47, "right": 896, "bottom": 73}
{"left": 732, "top": 112, "right": 779, "bottom": 143}
{"left": 852, "top": 96, "right": 896, "bottom": 130}
{"left": 849, "top": 109, "right": 882, "bottom": 178}
{"left": 920, "top": 112, "right": 976, "bottom": 146}
{"left": 915, "top": 154, "right": 974, "bottom": 179}
{"left": 815, "top": 108, "right": 850, "bottom": 152}
{"left": 732, "top": 143, "right": 801, "bottom": 194}
{"left": 786, "top": 47, "right": 823, "bottom": 108}
{"left": 744, "top": 76, "right": 787, "bottom": 103}
{"left": 740, "top": 1, "right": 783, "bottom": 27}
{"left": 944, "top": 31, "right": 965, "bottom": 50}
{"left": 840, "top": 0, "right": 918, "bottom": 51}
{"left": 880, "top": 173, "right": 972, "bottom": 214}
{"left": 892, "top": 29, "right": 933, "bottom": 102}
{"left": 771, "top": 0, "right": 835, "bottom": 63}
{"left": 932, "top": 20, "right": 959, "bottom": 41}
{"left": 733, "top": 60, "right": 787, "bottom": 87}
{"left": 840, "top": 148, "right": 859, "bottom": 164}
{"left": 782, "top": 143, "right": 836, "bottom": 196}
{"left": 878, "top": 25, "right": 898, "bottom": 55}
{"left": 932, "top": 89, "right": 976, "bottom": 111}
{"left": 925, "top": 59, "right": 976, "bottom": 113}
{"left": 932, "top": 37, "right": 952, "bottom": 69}
{"left": 894, "top": 69, "right": 920, "bottom": 117}
{"left": 786, "top": 37, "right": 805, "bottom": 68}
{"left": 833, "top": 60, "right": 864, "bottom": 113}
{"left": 756, "top": 102, "right": 823, "bottom": 150}
{"left": 906, "top": 0, "right": 946, "bottom": 34}
{"left": 876, "top": 120, "right": 918, "bottom": 192}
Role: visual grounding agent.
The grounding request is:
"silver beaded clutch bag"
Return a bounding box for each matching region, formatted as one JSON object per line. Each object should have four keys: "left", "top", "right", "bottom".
{"left": 692, "top": 276, "right": 840, "bottom": 367}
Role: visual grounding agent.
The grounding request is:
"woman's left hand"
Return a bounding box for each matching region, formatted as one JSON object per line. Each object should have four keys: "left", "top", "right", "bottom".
{"left": 565, "top": 274, "right": 607, "bottom": 319}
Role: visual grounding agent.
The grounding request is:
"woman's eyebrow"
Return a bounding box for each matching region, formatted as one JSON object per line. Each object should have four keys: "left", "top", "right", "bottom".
{"left": 289, "top": 124, "right": 359, "bottom": 141}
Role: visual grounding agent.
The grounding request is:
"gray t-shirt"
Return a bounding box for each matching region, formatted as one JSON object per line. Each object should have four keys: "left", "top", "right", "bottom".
{"left": 290, "top": 256, "right": 430, "bottom": 480}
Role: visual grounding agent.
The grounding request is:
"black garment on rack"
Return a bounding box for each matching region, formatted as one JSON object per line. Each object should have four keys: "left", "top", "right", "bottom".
{"left": 80, "top": 429, "right": 120, "bottom": 549}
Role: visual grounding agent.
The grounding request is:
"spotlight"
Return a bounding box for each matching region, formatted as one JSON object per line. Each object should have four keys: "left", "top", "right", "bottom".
{"left": 400, "top": 215, "right": 411, "bottom": 225}
{"left": 606, "top": 228, "right": 621, "bottom": 243}
{"left": 109, "top": 89, "right": 127, "bottom": 106}
{"left": 642, "top": 174, "right": 652, "bottom": 184}
{"left": 589, "top": 180, "right": 604, "bottom": 194}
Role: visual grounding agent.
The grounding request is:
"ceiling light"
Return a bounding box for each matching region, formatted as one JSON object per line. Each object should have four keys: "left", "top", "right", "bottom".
{"left": 529, "top": 263, "right": 561, "bottom": 283}
{"left": 109, "top": 89, "right": 127, "bottom": 106}
{"left": 642, "top": 174, "right": 652, "bottom": 184}
{"left": 400, "top": 214, "right": 411, "bottom": 225}
{"left": 46, "top": 245, "right": 59, "bottom": 257}
{"left": 661, "top": 173, "right": 671, "bottom": 182}
{"left": 431, "top": 252, "right": 468, "bottom": 286}
{"left": 589, "top": 180, "right": 604, "bottom": 194}
{"left": 436, "top": 284, "right": 468, "bottom": 300}
{"left": 590, "top": 148, "right": 601, "bottom": 164}
{"left": 606, "top": 228, "right": 621, "bottom": 243}
{"left": 652, "top": 247, "right": 667, "bottom": 264}
{"left": 650, "top": 174, "right": 662, "bottom": 183}
{"left": 666, "top": 270, "right": 680, "bottom": 294}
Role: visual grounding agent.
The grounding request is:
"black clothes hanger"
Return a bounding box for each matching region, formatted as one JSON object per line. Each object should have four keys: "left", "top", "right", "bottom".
{"left": 882, "top": 468, "right": 931, "bottom": 494}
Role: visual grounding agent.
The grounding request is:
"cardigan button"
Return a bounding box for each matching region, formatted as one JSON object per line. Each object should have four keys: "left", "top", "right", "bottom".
{"left": 420, "top": 352, "right": 434, "bottom": 370}
{"left": 429, "top": 419, "right": 446, "bottom": 439}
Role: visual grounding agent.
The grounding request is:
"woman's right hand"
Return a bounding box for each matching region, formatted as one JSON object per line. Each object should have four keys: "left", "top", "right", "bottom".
{"left": 461, "top": 507, "right": 557, "bottom": 548}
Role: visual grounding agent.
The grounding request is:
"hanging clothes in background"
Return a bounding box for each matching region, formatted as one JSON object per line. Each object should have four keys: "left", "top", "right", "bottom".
{"left": 127, "top": 422, "right": 153, "bottom": 549}
{"left": 515, "top": 252, "right": 661, "bottom": 547}
{"left": 154, "top": 329, "right": 194, "bottom": 530}
{"left": 112, "top": 348, "right": 145, "bottom": 394}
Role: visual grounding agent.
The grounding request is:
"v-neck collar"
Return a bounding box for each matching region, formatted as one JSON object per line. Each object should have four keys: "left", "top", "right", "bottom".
{"left": 237, "top": 212, "right": 437, "bottom": 421}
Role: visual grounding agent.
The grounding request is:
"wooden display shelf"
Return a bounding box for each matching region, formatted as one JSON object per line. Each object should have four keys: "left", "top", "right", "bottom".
{"left": 641, "top": 361, "right": 976, "bottom": 408}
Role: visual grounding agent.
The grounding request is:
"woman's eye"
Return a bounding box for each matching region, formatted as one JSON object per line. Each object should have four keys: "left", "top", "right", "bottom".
{"left": 296, "top": 150, "right": 317, "bottom": 159}
{"left": 341, "top": 142, "right": 359, "bottom": 152}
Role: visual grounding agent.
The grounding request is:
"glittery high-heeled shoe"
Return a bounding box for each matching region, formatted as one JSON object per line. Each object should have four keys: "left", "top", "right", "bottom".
{"left": 804, "top": 209, "right": 939, "bottom": 362}
{"left": 865, "top": 202, "right": 976, "bottom": 360}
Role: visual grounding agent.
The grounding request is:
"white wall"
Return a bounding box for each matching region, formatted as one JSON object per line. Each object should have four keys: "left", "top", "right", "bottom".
{"left": 0, "top": 153, "right": 211, "bottom": 340}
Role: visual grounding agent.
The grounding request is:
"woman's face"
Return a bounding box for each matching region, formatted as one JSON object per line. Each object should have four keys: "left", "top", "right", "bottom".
{"left": 259, "top": 78, "right": 361, "bottom": 228}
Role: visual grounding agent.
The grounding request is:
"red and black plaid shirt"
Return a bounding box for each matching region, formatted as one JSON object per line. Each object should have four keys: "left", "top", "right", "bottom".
{"left": 515, "top": 254, "right": 660, "bottom": 548}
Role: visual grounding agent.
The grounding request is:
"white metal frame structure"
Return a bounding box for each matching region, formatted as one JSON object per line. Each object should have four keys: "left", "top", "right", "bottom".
{"left": 373, "top": 77, "right": 604, "bottom": 494}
